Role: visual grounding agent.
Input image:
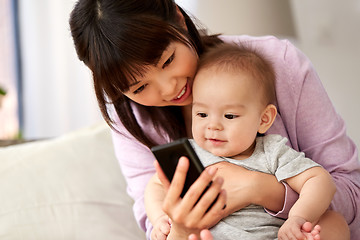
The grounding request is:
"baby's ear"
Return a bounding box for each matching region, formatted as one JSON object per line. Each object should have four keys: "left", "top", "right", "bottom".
{"left": 258, "top": 104, "right": 277, "bottom": 134}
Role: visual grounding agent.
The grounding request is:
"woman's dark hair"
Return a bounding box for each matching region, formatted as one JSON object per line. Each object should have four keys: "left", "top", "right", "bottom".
{"left": 69, "top": 0, "right": 222, "bottom": 148}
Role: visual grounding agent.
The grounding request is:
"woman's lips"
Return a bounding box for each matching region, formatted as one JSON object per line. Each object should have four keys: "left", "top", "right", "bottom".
{"left": 171, "top": 81, "right": 191, "bottom": 103}
{"left": 176, "top": 86, "right": 186, "bottom": 99}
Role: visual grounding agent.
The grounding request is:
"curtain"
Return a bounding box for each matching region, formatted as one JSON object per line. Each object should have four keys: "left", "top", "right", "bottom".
{"left": 0, "top": 0, "right": 19, "bottom": 139}
{"left": 18, "top": 0, "right": 102, "bottom": 139}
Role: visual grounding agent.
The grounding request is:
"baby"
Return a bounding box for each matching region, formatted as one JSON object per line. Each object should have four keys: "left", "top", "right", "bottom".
{"left": 146, "top": 43, "right": 344, "bottom": 240}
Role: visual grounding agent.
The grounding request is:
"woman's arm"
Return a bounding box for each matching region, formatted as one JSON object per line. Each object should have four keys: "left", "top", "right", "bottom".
{"left": 145, "top": 174, "right": 171, "bottom": 240}
{"left": 144, "top": 174, "right": 168, "bottom": 226}
{"left": 111, "top": 125, "right": 158, "bottom": 239}
{"left": 279, "top": 38, "right": 360, "bottom": 231}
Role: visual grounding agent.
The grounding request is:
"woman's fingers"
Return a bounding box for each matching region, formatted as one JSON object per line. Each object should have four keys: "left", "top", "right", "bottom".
{"left": 186, "top": 177, "right": 227, "bottom": 229}
{"left": 179, "top": 165, "right": 219, "bottom": 212}
{"left": 163, "top": 157, "right": 189, "bottom": 211}
{"left": 162, "top": 157, "right": 225, "bottom": 230}
{"left": 173, "top": 168, "right": 225, "bottom": 229}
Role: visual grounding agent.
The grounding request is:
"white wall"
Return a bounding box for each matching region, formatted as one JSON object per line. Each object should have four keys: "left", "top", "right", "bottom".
{"left": 290, "top": 0, "right": 360, "bottom": 149}
{"left": 177, "top": 0, "right": 360, "bottom": 149}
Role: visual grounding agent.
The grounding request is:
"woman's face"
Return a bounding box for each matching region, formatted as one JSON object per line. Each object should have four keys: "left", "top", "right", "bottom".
{"left": 123, "top": 41, "right": 198, "bottom": 107}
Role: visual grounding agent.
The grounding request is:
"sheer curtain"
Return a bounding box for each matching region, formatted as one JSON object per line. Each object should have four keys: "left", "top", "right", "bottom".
{"left": 0, "top": 0, "right": 19, "bottom": 139}
{"left": 19, "top": 0, "right": 102, "bottom": 139}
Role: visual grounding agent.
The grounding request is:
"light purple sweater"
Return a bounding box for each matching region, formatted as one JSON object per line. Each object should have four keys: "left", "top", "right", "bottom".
{"left": 111, "top": 35, "right": 360, "bottom": 239}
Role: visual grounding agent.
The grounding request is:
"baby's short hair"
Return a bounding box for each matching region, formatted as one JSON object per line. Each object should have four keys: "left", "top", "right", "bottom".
{"left": 198, "top": 43, "right": 276, "bottom": 105}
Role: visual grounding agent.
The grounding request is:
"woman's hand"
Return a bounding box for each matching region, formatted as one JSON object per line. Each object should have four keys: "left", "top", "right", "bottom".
{"left": 155, "top": 157, "right": 227, "bottom": 239}
{"left": 212, "top": 161, "right": 285, "bottom": 215}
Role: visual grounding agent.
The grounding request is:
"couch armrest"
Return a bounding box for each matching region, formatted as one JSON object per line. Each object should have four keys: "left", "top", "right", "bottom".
{"left": 0, "top": 122, "right": 145, "bottom": 240}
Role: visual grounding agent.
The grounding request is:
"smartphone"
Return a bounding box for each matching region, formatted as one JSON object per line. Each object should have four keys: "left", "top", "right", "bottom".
{"left": 151, "top": 138, "right": 207, "bottom": 198}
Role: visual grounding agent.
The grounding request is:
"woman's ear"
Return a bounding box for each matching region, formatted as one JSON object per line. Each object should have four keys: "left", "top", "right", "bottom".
{"left": 175, "top": 5, "right": 187, "bottom": 29}
{"left": 258, "top": 104, "right": 277, "bottom": 134}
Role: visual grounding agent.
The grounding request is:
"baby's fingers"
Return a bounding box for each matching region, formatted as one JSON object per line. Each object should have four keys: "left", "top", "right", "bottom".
{"left": 159, "top": 221, "right": 171, "bottom": 236}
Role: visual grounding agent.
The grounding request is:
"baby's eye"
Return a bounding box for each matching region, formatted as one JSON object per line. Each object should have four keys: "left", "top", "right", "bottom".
{"left": 224, "top": 114, "right": 239, "bottom": 119}
{"left": 133, "top": 84, "right": 148, "bottom": 94}
{"left": 162, "top": 53, "right": 175, "bottom": 69}
{"left": 197, "top": 112, "right": 208, "bottom": 118}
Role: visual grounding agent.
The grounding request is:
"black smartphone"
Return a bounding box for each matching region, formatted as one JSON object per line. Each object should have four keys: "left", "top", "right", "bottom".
{"left": 151, "top": 138, "right": 206, "bottom": 198}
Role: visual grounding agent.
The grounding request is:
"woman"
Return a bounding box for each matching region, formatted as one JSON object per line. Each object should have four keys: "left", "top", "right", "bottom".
{"left": 69, "top": 0, "right": 360, "bottom": 239}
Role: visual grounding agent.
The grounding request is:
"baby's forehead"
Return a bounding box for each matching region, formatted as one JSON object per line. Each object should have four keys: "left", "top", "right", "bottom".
{"left": 195, "top": 65, "right": 255, "bottom": 84}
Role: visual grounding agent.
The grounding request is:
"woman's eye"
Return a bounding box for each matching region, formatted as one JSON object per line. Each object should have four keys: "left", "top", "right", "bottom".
{"left": 162, "top": 53, "right": 174, "bottom": 69}
{"left": 133, "top": 84, "right": 147, "bottom": 94}
{"left": 225, "top": 114, "right": 238, "bottom": 119}
{"left": 197, "top": 112, "right": 208, "bottom": 118}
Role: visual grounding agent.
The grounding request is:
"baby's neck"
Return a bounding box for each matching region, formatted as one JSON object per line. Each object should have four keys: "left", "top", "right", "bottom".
{"left": 226, "top": 141, "right": 256, "bottom": 161}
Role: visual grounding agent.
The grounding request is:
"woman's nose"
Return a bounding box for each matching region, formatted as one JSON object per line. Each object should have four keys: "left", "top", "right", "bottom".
{"left": 159, "top": 77, "right": 177, "bottom": 98}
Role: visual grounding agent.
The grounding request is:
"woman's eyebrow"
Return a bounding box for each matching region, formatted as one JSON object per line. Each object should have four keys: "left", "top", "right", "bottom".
{"left": 129, "top": 81, "right": 141, "bottom": 87}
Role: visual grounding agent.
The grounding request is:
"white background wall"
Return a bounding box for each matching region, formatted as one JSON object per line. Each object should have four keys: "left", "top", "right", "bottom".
{"left": 290, "top": 0, "right": 360, "bottom": 149}
{"left": 18, "top": 0, "right": 360, "bottom": 149}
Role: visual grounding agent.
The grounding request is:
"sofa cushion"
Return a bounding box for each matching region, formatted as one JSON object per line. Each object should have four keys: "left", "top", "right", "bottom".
{"left": 0, "top": 122, "right": 145, "bottom": 240}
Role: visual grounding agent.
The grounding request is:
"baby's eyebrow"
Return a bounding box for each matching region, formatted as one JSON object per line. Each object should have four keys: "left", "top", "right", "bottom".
{"left": 223, "top": 104, "right": 246, "bottom": 109}
{"left": 192, "top": 102, "right": 206, "bottom": 107}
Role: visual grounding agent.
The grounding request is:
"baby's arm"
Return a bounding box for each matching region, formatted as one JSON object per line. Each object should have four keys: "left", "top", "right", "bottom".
{"left": 278, "top": 166, "right": 336, "bottom": 239}
{"left": 145, "top": 174, "right": 171, "bottom": 240}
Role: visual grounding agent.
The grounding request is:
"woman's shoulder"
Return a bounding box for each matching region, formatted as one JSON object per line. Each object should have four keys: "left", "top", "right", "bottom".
{"left": 220, "top": 35, "right": 304, "bottom": 65}
{"left": 221, "top": 35, "right": 314, "bottom": 109}
{"left": 220, "top": 35, "right": 290, "bottom": 50}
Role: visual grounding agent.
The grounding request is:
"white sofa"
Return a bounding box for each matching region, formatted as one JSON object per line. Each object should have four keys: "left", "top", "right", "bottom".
{"left": 0, "top": 123, "right": 145, "bottom": 240}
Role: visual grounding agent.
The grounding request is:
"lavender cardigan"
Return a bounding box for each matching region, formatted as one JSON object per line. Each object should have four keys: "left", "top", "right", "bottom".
{"left": 111, "top": 35, "right": 360, "bottom": 239}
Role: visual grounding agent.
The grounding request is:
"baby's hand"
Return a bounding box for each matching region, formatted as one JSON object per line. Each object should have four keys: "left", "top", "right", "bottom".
{"left": 301, "top": 222, "right": 321, "bottom": 240}
{"left": 278, "top": 216, "right": 306, "bottom": 239}
{"left": 151, "top": 215, "right": 171, "bottom": 240}
{"left": 278, "top": 216, "right": 321, "bottom": 240}
{"left": 188, "top": 229, "right": 213, "bottom": 240}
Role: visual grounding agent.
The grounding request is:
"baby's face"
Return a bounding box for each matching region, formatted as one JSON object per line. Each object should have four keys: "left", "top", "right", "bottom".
{"left": 192, "top": 67, "right": 265, "bottom": 158}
